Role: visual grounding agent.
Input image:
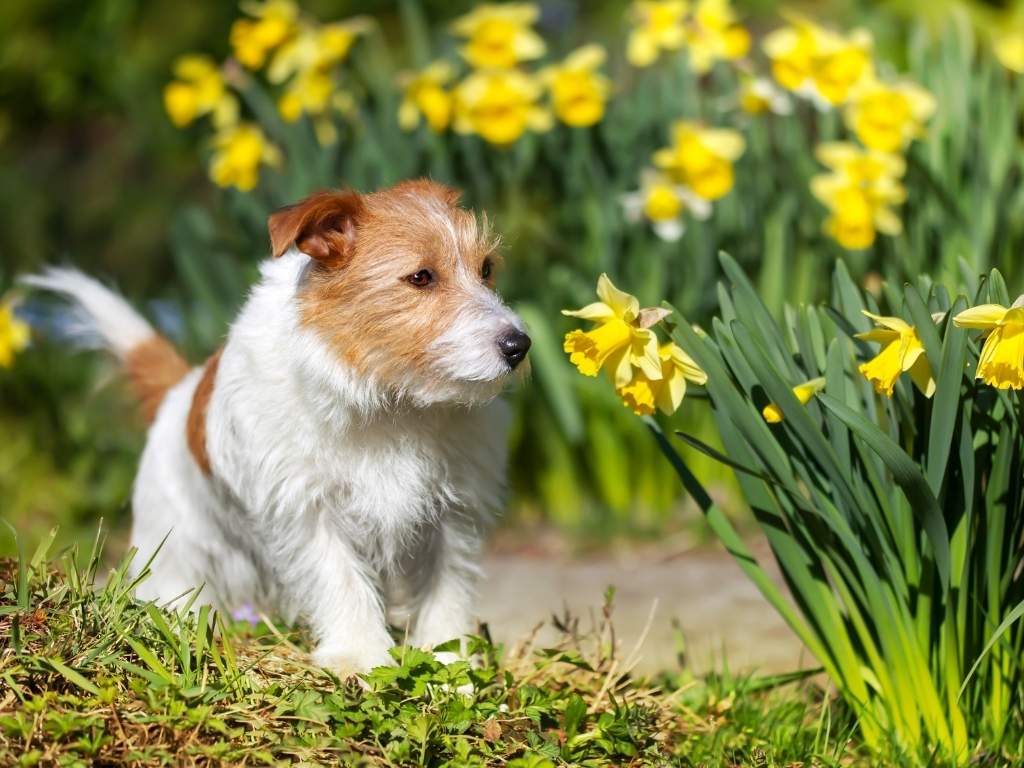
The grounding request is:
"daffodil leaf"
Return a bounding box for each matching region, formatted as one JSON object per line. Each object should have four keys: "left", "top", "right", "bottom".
{"left": 817, "top": 394, "right": 950, "bottom": 593}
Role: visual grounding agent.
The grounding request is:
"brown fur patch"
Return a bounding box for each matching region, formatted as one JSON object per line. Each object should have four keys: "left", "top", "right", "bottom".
{"left": 292, "top": 180, "right": 499, "bottom": 389}
{"left": 124, "top": 336, "right": 191, "bottom": 424}
{"left": 186, "top": 348, "right": 223, "bottom": 475}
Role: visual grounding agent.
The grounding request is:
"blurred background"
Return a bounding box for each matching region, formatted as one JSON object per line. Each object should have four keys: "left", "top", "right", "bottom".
{"left": 1, "top": 0, "right": 1021, "bottom": 566}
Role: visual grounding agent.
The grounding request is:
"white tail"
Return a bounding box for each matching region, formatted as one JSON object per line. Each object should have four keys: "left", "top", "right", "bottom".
{"left": 21, "top": 267, "right": 156, "bottom": 360}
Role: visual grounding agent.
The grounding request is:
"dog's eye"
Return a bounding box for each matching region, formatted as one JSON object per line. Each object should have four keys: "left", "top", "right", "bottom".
{"left": 481, "top": 258, "right": 493, "bottom": 281}
{"left": 407, "top": 269, "right": 434, "bottom": 288}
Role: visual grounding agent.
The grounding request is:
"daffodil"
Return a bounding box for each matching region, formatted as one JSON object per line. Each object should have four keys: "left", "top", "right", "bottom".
{"left": 451, "top": 3, "right": 545, "bottom": 69}
{"left": 764, "top": 18, "right": 872, "bottom": 107}
{"left": 620, "top": 168, "right": 711, "bottom": 241}
{"left": 163, "top": 55, "right": 238, "bottom": 128}
{"left": 627, "top": 1, "right": 688, "bottom": 67}
{"left": 739, "top": 75, "right": 792, "bottom": 115}
{"left": 209, "top": 123, "right": 282, "bottom": 191}
{"left": 845, "top": 76, "right": 935, "bottom": 153}
{"left": 685, "top": 0, "right": 750, "bottom": 74}
{"left": 762, "top": 377, "right": 826, "bottom": 423}
{"left": 618, "top": 342, "right": 707, "bottom": 416}
{"left": 953, "top": 302, "right": 1024, "bottom": 390}
{"left": 763, "top": 19, "right": 817, "bottom": 93}
{"left": 266, "top": 17, "right": 371, "bottom": 83}
{"left": 230, "top": 0, "right": 299, "bottom": 70}
{"left": 538, "top": 45, "right": 611, "bottom": 128}
{"left": 0, "top": 298, "right": 30, "bottom": 368}
{"left": 653, "top": 120, "right": 745, "bottom": 201}
{"left": 398, "top": 61, "right": 456, "bottom": 133}
{"left": 453, "top": 70, "right": 552, "bottom": 146}
{"left": 811, "top": 142, "right": 906, "bottom": 249}
{"left": 856, "top": 311, "right": 935, "bottom": 398}
{"left": 994, "top": 30, "right": 1024, "bottom": 73}
{"left": 562, "top": 274, "right": 664, "bottom": 388}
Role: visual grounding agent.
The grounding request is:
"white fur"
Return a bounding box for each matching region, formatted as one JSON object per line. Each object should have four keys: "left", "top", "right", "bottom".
{"left": 32, "top": 250, "right": 521, "bottom": 676}
{"left": 21, "top": 268, "right": 155, "bottom": 358}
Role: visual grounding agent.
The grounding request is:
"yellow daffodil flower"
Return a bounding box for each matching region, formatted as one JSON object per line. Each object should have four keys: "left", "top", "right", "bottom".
{"left": 453, "top": 70, "right": 552, "bottom": 146}
{"left": 653, "top": 120, "right": 745, "bottom": 201}
{"left": 163, "top": 55, "right": 238, "bottom": 129}
{"left": 811, "top": 142, "right": 906, "bottom": 249}
{"left": 739, "top": 75, "right": 792, "bottom": 115}
{"left": 627, "top": 1, "right": 688, "bottom": 67}
{"left": 845, "top": 76, "right": 935, "bottom": 153}
{"left": 763, "top": 19, "right": 817, "bottom": 93}
{"left": 538, "top": 45, "right": 611, "bottom": 128}
{"left": 953, "top": 302, "right": 1024, "bottom": 390}
{"left": 451, "top": 3, "right": 545, "bottom": 69}
{"left": 209, "top": 123, "right": 282, "bottom": 191}
{"left": 278, "top": 67, "right": 335, "bottom": 122}
{"left": 856, "top": 311, "right": 935, "bottom": 398}
{"left": 685, "top": 0, "right": 750, "bottom": 74}
{"left": 762, "top": 377, "right": 826, "bottom": 423}
{"left": 618, "top": 342, "right": 708, "bottom": 416}
{"left": 398, "top": 61, "right": 456, "bottom": 133}
{"left": 562, "top": 274, "right": 664, "bottom": 388}
{"left": 230, "top": 0, "right": 299, "bottom": 70}
{"left": 994, "top": 30, "right": 1024, "bottom": 73}
{"left": 764, "top": 18, "right": 872, "bottom": 106}
{"left": 0, "top": 299, "right": 30, "bottom": 368}
{"left": 267, "top": 17, "right": 371, "bottom": 83}
{"left": 620, "top": 168, "right": 711, "bottom": 241}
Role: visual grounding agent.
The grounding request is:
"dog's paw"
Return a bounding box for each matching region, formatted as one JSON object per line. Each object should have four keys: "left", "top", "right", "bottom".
{"left": 312, "top": 644, "right": 395, "bottom": 679}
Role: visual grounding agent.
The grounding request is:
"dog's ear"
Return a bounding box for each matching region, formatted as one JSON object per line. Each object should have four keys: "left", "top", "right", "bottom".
{"left": 268, "top": 189, "right": 365, "bottom": 267}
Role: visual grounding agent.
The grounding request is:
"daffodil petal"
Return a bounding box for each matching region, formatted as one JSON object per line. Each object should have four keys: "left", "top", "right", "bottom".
{"left": 953, "top": 304, "right": 1008, "bottom": 330}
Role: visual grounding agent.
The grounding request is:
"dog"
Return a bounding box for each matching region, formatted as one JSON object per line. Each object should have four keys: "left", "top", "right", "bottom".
{"left": 26, "top": 179, "right": 531, "bottom": 675}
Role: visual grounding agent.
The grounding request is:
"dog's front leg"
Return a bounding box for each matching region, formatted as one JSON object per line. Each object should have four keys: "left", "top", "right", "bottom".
{"left": 293, "top": 530, "right": 395, "bottom": 676}
{"left": 410, "top": 516, "right": 483, "bottom": 663}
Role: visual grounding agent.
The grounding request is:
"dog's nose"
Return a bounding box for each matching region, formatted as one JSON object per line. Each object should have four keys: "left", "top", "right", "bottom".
{"left": 497, "top": 329, "right": 531, "bottom": 369}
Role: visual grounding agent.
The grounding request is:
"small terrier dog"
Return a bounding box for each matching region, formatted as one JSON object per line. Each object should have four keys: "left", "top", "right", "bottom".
{"left": 27, "top": 180, "right": 530, "bottom": 674}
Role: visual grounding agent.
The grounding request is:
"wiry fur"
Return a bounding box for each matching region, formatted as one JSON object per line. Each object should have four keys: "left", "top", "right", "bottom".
{"left": 27, "top": 180, "right": 529, "bottom": 675}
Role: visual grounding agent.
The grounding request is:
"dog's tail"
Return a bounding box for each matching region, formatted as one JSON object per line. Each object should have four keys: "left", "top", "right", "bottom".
{"left": 22, "top": 268, "right": 191, "bottom": 423}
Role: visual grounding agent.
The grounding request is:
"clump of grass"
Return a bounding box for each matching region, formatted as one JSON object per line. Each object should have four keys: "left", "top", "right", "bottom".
{"left": 1, "top": 526, "right": 868, "bottom": 766}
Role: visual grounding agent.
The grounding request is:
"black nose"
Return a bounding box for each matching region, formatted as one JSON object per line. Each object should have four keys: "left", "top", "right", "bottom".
{"left": 497, "top": 329, "right": 531, "bottom": 369}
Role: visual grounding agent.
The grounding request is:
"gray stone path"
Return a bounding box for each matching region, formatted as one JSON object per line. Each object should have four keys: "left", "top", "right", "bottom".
{"left": 478, "top": 545, "right": 812, "bottom": 675}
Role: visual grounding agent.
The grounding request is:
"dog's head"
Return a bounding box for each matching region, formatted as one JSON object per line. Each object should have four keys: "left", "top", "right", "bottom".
{"left": 269, "top": 180, "right": 530, "bottom": 406}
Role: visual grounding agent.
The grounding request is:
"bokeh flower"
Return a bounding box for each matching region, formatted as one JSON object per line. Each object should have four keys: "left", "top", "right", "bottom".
{"left": 627, "top": 1, "right": 688, "bottom": 67}
{"left": 762, "top": 377, "right": 826, "bottom": 423}
{"left": 0, "top": 298, "right": 30, "bottom": 369}
{"left": 267, "top": 17, "right": 371, "bottom": 82}
{"left": 621, "top": 168, "right": 711, "bottom": 241}
{"left": 845, "top": 76, "right": 935, "bottom": 153}
{"left": 451, "top": 3, "right": 545, "bottom": 69}
{"left": 653, "top": 120, "right": 745, "bottom": 201}
{"left": 230, "top": 0, "right": 299, "bottom": 70}
{"left": 562, "top": 274, "right": 663, "bottom": 387}
{"left": 739, "top": 75, "right": 792, "bottom": 115}
{"left": 617, "top": 342, "right": 707, "bottom": 416}
{"left": 685, "top": 0, "right": 750, "bottom": 74}
{"left": 538, "top": 44, "right": 611, "bottom": 128}
{"left": 163, "top": 55, "right": 238, "bottom": 128}
{"left": 856, "top": 311, "right": 935, "bottom": 397}
{"left": 953, "top": 303, "right": 1024, "bottom": 390}
{"left": 398, "top": 61, "right": 456, "bottom": 133}
{"left": 209, "top": 123, "right": 281, "bottom": 191}
{"left": 811, "top": 142, "right": 906, "bottom": 249}
{"left": 994, "top": 30, "right": 1024, "bottom": 73}
{"left": 453, "top": 70, "right": 552, "bottom": 146}
{"left": 764, "top": 18, "right": 872, "bottom": 106}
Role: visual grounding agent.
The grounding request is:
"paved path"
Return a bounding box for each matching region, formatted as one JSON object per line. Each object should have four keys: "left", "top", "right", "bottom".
{"left": 479, "top": 545, "right": 812, "bottom": 675}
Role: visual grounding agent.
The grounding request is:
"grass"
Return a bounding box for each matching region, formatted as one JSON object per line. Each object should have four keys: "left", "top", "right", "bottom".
{"left": 0, "top": 527, "right": 877, "bottom": 767}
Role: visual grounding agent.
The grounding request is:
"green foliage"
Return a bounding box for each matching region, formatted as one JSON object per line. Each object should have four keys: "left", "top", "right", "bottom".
{"left": 0, "top": 526, "right": 875, "bottom": 766}
{"left": 652, "top": 254, "right": 1024, "bottom": 763}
